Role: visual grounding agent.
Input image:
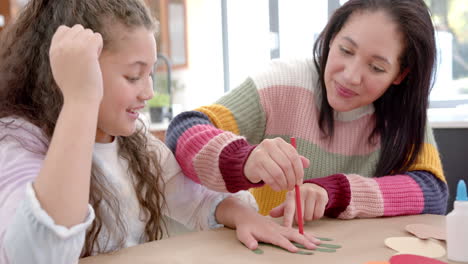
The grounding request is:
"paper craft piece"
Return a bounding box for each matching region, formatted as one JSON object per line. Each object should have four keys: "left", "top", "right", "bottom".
{"left": 317, "top": 243, "right": 342, "bottom": 249}
{"left": 390, "top": 254, "right": 448, "bottom": 264}
{"left": 257, "top": 242, "right": 314, "bottom": 255}
{"left": 252, "top": 240, "right": 342, "bottom": 255}
{"left": 251, "top": 248, "right": 264, "bottom": 254}
{"left": 291, "top": 242, "right": 337, "bottom": 253}
{"left": 291, "top": 242, "right": 308, "bottom": 249}
{"left": 405, "top": 224, "right": 446, "bottom": 240}
{"left": 316, "top": 237, "right": 333, "bottom": 241}
{"left": 296, "top": 251, "right": 314, "bottom": 255}
{"left": 313, "top": 247, "right": 337, "bottom": 253}
{"left": 384, "top": 237, "right": 446, "bottom": 258}
{"left": 363, "top": 262, "right": 390, "bottom": 264}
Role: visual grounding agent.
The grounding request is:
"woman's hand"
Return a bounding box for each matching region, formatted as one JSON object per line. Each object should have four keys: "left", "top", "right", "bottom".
{"left": 49, "top": 24, "right": 104, "bottom": 105}
{"left": 244, "top": 138, "right": 310, "bottom": 191}
{"left": 216, "top": 196, "right": 320, "bottom": 252}
{"left": 269, "top": 183, "right": 329, "bottom": 227}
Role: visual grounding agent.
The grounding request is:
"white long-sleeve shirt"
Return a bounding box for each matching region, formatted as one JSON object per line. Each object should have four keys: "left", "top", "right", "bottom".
{"left": 0, "top": 117, "right": 257, "bottom": 264}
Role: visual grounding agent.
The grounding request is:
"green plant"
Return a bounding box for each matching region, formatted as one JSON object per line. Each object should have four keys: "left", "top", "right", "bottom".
{"left": 154, "top": 73, "right": 185, "bottom": 94}
{"left": 147, "top": 93, "right": 170, "bottom": 108}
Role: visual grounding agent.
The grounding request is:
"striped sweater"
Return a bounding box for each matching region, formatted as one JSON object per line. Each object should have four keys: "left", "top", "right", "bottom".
{"left": 166, "top": 58, "right": 448, "bottom": 217}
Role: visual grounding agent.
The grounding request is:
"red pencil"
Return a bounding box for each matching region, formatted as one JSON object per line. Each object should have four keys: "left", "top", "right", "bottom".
{"left": 290, "top": 137, "right": 304, "bottom": 235}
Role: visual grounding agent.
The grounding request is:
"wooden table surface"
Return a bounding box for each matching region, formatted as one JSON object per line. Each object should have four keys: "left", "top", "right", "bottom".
{"left": 79, "top": 214, "right": 465, "bottom": 264}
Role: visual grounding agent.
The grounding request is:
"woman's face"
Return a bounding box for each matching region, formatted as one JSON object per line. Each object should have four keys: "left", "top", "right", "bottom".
{"left": 324, "top": 10, "right": 407, "bottom": 112}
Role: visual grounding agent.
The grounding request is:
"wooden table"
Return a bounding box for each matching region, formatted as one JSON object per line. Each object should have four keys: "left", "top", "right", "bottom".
{"left": 79, "top": 214, "right": 463, "bottom": 264}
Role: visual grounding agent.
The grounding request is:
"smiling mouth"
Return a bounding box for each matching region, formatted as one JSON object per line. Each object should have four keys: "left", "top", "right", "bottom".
{"left": 335, "top": 81, "right": 358, "bottom": 98}
{"left": 126, "top": 106, "right": 144, "bottom": 114}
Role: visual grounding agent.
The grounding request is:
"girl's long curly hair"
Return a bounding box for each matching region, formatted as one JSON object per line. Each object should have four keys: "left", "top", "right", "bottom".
{"left": 0, "top": 0, "right": 167, "bottom": 257}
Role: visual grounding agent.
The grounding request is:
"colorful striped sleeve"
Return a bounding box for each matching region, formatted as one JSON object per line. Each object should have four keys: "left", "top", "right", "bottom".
{"left": 165, "top": 78, "right": 267, "bottom": 193}
{"left": 305, "top": 137, "right": 448, "bottom": 218}
{"left": 305, "top": 171, "right": 447, "bottom": 218}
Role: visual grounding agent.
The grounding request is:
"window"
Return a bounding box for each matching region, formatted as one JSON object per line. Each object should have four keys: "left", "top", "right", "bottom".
{"left": 1, "top": 0, "right": 12, "bottom": 32}
{"left": 425, "top": 0, "right": 468, "bottom": 123}
{"left": 222, "top": 0, "right": 328, "bottom": 91}
{"left": 146, "top": 0, "right": 188, "bottom": 69}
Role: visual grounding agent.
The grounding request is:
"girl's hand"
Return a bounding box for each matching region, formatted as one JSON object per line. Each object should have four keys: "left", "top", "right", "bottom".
{"left": 235, "top": 206, "right": 320, "bottom": 252}
{"left": 49, "top": 24, "right": 104, "bottom": 105}
{"left": 244, "top": 138, "right": 310, "bottom": 191}
{"left": 269, "top": 183, "right": 329, "bottom": 227}
{"left": 216, "top": 196, "right": 320, "bottom": 252}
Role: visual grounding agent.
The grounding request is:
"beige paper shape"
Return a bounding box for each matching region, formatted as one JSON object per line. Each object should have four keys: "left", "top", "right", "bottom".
{"left": 384, "top": 237, "right": 446, "bottom": 258}
{"left": 405, "top": 224, "right": 446, "bottom": 240}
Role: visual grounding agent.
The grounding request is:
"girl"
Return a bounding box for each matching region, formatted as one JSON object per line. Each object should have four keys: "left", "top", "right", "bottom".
{"left": 0, "top": 0, "right": 319, "bottom": 263}
{"left": 166, "top": 0, "right": 449, "bottom": 227}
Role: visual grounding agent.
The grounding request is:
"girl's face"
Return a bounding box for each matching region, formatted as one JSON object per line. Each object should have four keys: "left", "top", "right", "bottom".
{"left": 96, "top": 26, "right": 156, "bottom": 143}
{"left": 324, "top": 10, "right": 407, "bottom": 112}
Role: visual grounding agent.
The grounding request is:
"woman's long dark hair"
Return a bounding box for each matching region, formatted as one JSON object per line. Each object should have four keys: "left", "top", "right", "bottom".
{"left": 313, "top": 0, "right": 436, "bottom": 176}
{"left": 0, "top": 0, "right": 167, "bottom": 257}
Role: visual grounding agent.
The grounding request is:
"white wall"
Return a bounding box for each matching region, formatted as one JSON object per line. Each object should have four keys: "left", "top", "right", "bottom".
{"left": 172, "top": 0, "right": 225, "bottom": 111}
{"left": 174, "top": 0, "right": 271, "bottom": 111}
{"left": 172, "top": 0, "right": 329, "bottom": 111}
{"left": 431, "top": 30, "right": 454, "bottom": 99}
{"left": 278, "top": 0, "right": 327, "bottom": 59}
{"left": 226, "top": 0, "right": 271, "bottom": 89}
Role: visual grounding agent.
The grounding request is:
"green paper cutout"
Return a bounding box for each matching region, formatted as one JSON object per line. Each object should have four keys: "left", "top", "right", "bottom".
{"left": 258, "top": 242, "right": 285, "bottom": 250}
{"left": 291, "top": 242, "right": 337, "bottom": 253}
{"left": 291, "top": 242, "right": 307, "bottom": 249}
{"left": 296, "top": 250, "right": 314, "bottom": 255}
{"left": 249, "top": 240, "right": 341, "bottom": 255}
{"left": 252, "top": 248, "right": 264, "bottom": 254}
{"left": 258, "top": 242, "right": 314, "bottom": 255}
{"left": 316, "top": 237, "right": 333, "bottom": 241}
{"left": 318, "top": 243, "right": 342, "bottom": 249}
{"left": 313, "top": 247, "right": 336, "bottom": 253}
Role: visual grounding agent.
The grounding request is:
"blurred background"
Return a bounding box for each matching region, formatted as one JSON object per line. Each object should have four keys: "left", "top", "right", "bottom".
{"left": 2, "top": 0, "right": 467, "bottom": 118}
{"left": 1, "top": 0, "right": 467, "bottom": 212}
